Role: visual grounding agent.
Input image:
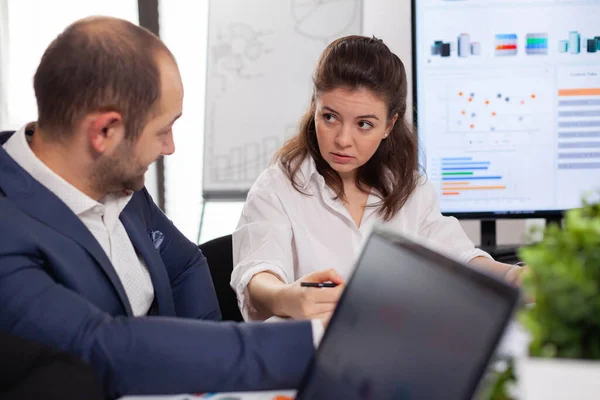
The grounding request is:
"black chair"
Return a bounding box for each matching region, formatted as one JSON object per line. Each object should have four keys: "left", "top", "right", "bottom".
{"left": 198, "top": 234, "right": 244, "bottom": 322}
{"left": 0, "top": 130, "right": 16, "bottom": 142}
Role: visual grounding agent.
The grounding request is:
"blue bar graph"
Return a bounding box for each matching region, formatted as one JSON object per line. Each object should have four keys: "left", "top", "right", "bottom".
{"left": 443, "top": 176, "right": 503, "bottom": 181}
{"left": 441, "top": 157, "right": 473, "bottom": 161}
{"left": 440, "top": 156, "right": 506, "bottom": 197}
{"left": 442, "top": 167, "right": 489, "bottom": 171}
{"left": 441, "top": 161, "right": 491, "bottom": 166}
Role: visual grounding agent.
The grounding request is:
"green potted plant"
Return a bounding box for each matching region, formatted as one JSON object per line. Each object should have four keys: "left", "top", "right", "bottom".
{"left": 516, "top": 197, "right": 600, "bottom": 399}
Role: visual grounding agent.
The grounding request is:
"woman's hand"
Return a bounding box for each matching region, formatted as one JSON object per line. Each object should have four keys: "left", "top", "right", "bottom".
{"left": 469, "top": 256, "right": 528, "bottom": 286}
{"left": 275, "top": 268, "right": 345, "bottom": 326}
{"left": 504, "top": 263, "right": 529, "bottom": 286}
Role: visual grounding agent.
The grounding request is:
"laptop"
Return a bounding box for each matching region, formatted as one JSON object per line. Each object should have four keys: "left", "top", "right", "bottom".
{"left": 293, "top": 226, "right": 521, "bottom": 400}
{"left": 174, "top": 227, "right": 520, "bottom": 400}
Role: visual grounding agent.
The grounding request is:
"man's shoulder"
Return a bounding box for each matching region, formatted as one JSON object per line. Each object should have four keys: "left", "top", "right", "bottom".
{"left": 123, "top": 188, "right": 156, "bottom": 220}
{"left": 0, "top": 199, "right": 37, "bottom": 253}
{"left": 0, "top": 197, "right": 27, "bottom": 224}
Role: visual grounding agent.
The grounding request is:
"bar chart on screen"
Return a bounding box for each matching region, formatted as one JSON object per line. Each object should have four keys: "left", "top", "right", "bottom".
{"left": 427, "top": 153, "right": 540, "bottom": 211}
{"left": 436, "top": 157, "right": 506, "bottom": 197}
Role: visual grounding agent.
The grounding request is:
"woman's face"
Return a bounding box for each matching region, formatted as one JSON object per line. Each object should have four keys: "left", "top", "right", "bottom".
{"left": 314, "top": 87, "right": 397, "bottom": 181}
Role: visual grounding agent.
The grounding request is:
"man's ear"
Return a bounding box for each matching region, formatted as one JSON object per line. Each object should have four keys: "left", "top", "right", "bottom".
{"left": 86, "top": 111, "right": 124, "bottom": 153}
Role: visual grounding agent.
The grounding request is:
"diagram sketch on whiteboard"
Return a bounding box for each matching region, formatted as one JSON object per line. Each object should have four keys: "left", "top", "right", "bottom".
{"left": 203, "top": 0, "right": 362, "bottom": 198}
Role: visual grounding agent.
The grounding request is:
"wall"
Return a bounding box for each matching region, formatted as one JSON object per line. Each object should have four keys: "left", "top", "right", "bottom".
{"left": 159, "top": 1, "right": 209, "bottom": 243}
{"left": 362, "top": 0, "right": 538, "bottom": 246}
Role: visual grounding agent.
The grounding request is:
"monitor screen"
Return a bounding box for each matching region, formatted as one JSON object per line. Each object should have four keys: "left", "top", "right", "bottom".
{"left": 413, "top": 0, "right": 600, "bottom": 217}
{"left": 296, "top": 232, "right": 518, "bottom": 400}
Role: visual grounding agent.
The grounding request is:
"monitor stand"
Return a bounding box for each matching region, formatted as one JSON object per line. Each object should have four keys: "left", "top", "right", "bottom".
{"left": 479, "top": 219, "right": 520, "bottom": 262}
{"left": 479, "top": 216, "right": 562, "bottom": 263}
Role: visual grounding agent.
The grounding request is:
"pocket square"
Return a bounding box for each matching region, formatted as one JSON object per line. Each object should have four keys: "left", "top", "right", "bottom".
{"left": 148, "top": 229, "right": 165, "bottom": 251}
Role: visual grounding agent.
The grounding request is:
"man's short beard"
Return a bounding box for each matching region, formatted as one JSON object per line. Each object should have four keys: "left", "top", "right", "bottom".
{"left": 92, "top": 141, "right": 145, "bottom": 196}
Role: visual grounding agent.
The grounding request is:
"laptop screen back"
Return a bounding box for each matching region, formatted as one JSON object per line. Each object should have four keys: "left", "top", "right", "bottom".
{"left": 296, "top": 231, "right": 519, "bottom": 400}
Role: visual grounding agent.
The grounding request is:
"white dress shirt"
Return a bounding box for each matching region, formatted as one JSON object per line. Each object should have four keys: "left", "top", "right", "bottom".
{"left": 231, "top": 156, "right": 492, "bottom": 321}
{"left": 3, "top": 125, "right": 154, "bottom": 316}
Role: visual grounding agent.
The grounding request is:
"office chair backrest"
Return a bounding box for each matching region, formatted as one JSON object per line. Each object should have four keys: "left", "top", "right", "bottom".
{"left": 198, "top": 234, "right": 244, "bottom": 322}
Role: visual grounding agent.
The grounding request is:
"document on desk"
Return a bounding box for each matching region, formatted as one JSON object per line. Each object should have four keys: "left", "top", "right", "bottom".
{"left": 199, "top": 391, "right": 296, "bottom": 399}
{"left": 121, "top": 390, "right": 296, "bottom": 400}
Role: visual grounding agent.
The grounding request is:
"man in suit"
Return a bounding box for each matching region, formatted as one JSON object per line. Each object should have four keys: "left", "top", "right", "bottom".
{"left": 0, "top": 16, "right": 328, "bottom": 399}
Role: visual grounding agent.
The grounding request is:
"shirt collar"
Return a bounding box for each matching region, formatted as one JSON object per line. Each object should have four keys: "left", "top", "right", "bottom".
{"left": 3, "top": 123, "right": 133, "bottom": 217}
{"left": 297, "top": 156, "right": 380, "bottom": 206}
{"left": 298, "top": 156, "right": 320, "bottom": 190}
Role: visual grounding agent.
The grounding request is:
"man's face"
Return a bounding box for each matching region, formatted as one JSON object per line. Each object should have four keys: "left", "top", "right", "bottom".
{"left": 95, "top": 55, "right": 183, "bottom": 194}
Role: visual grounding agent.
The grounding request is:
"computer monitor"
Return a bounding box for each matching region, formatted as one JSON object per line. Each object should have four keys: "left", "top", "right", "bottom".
{"left": 412, "top": 0, "right": 600, "bottom": 222}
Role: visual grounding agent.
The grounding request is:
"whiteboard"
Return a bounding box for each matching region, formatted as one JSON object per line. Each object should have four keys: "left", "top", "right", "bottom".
{"left": 202, "top": 0, "right": 363, "bottom": 199}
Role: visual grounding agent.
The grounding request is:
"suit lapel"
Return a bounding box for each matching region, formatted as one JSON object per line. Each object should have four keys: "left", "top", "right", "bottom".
{"left": 120, "top": 212, "right": 176, "bottom": 316}
{"left": 0, "top": 149, "right": 134, "bottom": 316}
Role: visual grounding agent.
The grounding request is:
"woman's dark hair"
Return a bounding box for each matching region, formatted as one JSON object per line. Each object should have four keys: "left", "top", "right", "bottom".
{"left": 275, "top": 35, "right": 420, "bottom": 221}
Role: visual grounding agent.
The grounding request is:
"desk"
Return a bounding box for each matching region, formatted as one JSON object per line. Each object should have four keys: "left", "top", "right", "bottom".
{"left": 122, "top": 390, "right": 296, "bottom": 400}
{"left": 120, "top": 322, "right": 530, "bottom": 400}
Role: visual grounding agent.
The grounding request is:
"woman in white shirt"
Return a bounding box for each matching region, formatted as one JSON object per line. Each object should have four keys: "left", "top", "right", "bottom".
{"left": 231, "top": 35, "right": 525, "bottom": 324}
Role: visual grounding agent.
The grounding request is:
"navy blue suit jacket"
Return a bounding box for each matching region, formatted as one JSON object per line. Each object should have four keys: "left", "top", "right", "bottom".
{"left": 0, "top": 131, "right": 313, "bottom": 398}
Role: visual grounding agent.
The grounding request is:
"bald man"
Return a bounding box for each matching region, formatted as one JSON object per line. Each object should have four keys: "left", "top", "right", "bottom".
{"left": 0, "top": 17, "right": 317, "bottom": 399}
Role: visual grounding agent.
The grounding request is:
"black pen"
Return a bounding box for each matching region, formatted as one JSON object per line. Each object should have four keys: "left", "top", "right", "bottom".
{"left": 300, "top": 282, "right": 339, "bottom": 288}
